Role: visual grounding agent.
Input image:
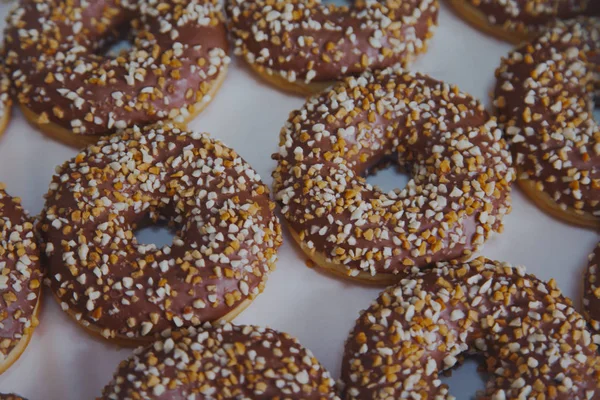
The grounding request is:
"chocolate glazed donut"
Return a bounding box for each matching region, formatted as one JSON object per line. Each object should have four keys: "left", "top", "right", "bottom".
{"left": 227, "top": 0, "right": 439, "bottom": 95}
{"left": 495, "top": 18, "right": 600, "bottom": 228}
{"left": 448, "top": 0, "right": 600, "bottom": 44}
{"left": 584, "top": 242, "right": 600, "bottom": 332}
{"left": 0, "top": 185, "right": 42, "bottom": 375}
{"left": 273, "top": 66, "right": 514, "bottom": 285}
{"left": 342, "top": 258, "right": 600, "bottom": 399}
{"left": 39, "top": 123, "right": 282, "bottom": 345}
{"left": 4, "top": 0, "right": 230, "bottom": 147}
{"left": 100, "top": 324, "right": 340, "bottom": 399}
{"left": 0, "top": 68, "right": 12, "bottom": 139}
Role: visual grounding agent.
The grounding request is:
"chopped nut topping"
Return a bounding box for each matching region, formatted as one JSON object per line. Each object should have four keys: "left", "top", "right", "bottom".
{"left": 4, "top": 0, "right": 230, "bottom": 137}
{"left": 101, "top": 323, "right": 339, "bottom": 399}
{"left": 495, "top": 18, "right": 599, "bottom": 219}
{"left": 227, "top": 0, "right": 438, "bottom": 84}
{"left": 40, "top": 123, "right": 282, "bottom": 341}
{"left": 584, "top": 242, "right": 600, "bottom": 332}
{"left": 273, "top": 66, "right": 514, "bottom": 280}
{"left": 0, "top": 68, "right": 11, "bottom": 128}
{"left": 0, "top": 184, "right": 41, "bottom": 363}
{"left": 343, "top": 257, "right": 600, "bottom": 399}
{"left": 458, "top": 0, "right": 598, "bottom": 37}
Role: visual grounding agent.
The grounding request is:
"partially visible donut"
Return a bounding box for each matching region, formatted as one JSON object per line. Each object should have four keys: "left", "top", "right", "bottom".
{"left": 0, "top": 395, "right": 27, "bottom": 400}
{"left": 273, "top": 66, "right": 514, "bottom": 284}
{"left": 495, "top": 18, "right": 600, "bottom": 227}
{"left": 227, "top": 0, "right": 439, "bottom": 95}
{"left": 39, "top": 123, "right": 282, "bottom": 345}
{"left": 0, "top": 69, "right": 12, "bottom": 139}
{"left": 584, "top": 242, "right": 600, "bottom": 332}
{"left": 0, "top": 184, "right": 42, "bottom": 375}
{"left": 342, "top": 257, "right": 600, "bottom": 399}
{"left": 448, "top": 0, "right": 600, "bottom": 44}
{"left": 100, "top": 323, "right": 340, "bottom": 399}
{"left": 4, "top": 0, "right": 230, "bottom": 147}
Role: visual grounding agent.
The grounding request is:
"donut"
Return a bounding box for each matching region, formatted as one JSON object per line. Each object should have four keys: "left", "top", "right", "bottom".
{"left": 584, "top": 242, "right": 600, "bottom": 332}
{"left": 494, "top": 18, "right": 600, "bottom": 228}
{"left": 448, "top": 0, "right": 600, "bottom": 44}
{"left": 3, "top": 0, "right": 230, "bottom": 148}
{"left": 0, "top": 395, "right": 26, "bottom": 400}
{"left": 0, "top": 69, "right": 12, "bottom": 139}
{"left": 100, "top": 323, "right": 340, "bottom": 399}
{"left": 272, "top": 66, "right": 514, "bottom": 285}
{"left": 226, "top": 0, "right": 439, "bottom": 95}
{"left": 0, "top": 184, "right": 42, "bottom": 375}
{"left": 39, "top": 123, "right": 282, "bottom": 345}
{"left": 342, "top": 257, "right": 600, "bottom": 399}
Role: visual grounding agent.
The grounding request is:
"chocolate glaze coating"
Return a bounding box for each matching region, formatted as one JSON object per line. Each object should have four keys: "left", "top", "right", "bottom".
{"left": 495, "top": 18, "right": 600, "bottom": 218}
{"left": 0, "top": 185, "right": 41, "bottom": 367}
{"left": 0, "top": 68, "right": 11, "bottom": 125}
{"left": 584, "top": 242, "right": 600, "bottom": 332}
{"left": 342, "top": 257, "right": 600, "bottom": 399}
{"left": 458, "top": 0, "right": 600, "bottom": 36}
{"left": 100, "top": 323, "right": 340, "bottom": 399}
{"left": 40, "top": 123, "right": 282, "bottom": 341}
{"left": 227, "top": 0, "right": 438, "bottom": 84}
{"left": 273, "top": 66, "right": 514, "bottom": 279}
{"left": 4, "top": 0, "right": 229, "bottom": 137}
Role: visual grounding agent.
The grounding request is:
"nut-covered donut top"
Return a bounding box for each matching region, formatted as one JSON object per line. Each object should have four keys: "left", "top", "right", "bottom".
{"left": 100, "top": 323, "right": 340, "bottom": 399}
{"left": 584, "top": 242, "right": 600, "bottom": 332}
{"left": 495, "top": 18, "right": 600, "bottom": 217}
{"left": 0, "top": 69, "right": 11, "bottom": 125}
{"left": 227, "top": 0, "right": 438, "bottom": 85}
{"left": 0, "top": 185, "right": 41, "bottom": 364}
{"left": 462, "top": 0, "right": 600, "bottom": 37}
{"left": 40, "top": 123, "right": 282, "bottom": 342}
{"left": 342, "top": 257, "right": 600, "bottom": 399}
{"left": 273, "top": 66, "right": 514, "bottom": 279}
{"left": 4, "top": 0, "right": 229, "bottom": 137}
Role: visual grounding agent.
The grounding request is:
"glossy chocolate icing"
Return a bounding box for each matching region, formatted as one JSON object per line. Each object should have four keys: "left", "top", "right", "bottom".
{"left": 227, "top": 0, "right": 438, "bottom": 84}
{"left": 0, "top": 68, "right": 11, "bottom": 125}
{"left": 101, "top": 323, "right": 340, "bottom": 399}
{"left": 584, "top": 242, "right": 600, "bottom": 332}
{"left": 4, "top": 0, "right": 229, "bottom": 137}
{"left": 0, "top": 185, "right": 41, "bottom": 366}
{"left": 273, "top": 66, "right": 514, "bottom": 279}
{"left": 40, "top": 123, "right": 282, "bottom": 341}
{"left": 460, "top": 0, "right": 600, "bottom": 36}
{"left": 343, "top": 258, "right": 600, "bottom": 399}
{"left": 495, "top": 18, "right": 600, "bottom": 218}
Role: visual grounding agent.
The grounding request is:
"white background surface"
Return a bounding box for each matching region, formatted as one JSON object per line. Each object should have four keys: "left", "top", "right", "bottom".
{"left": 0, "top": 2, "right": 598, "bottom": 398}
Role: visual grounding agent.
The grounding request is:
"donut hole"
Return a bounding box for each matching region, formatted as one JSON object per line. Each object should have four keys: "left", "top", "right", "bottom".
{"left": 133, "top": 219, "right": 177, "bottom": 250}
{"left": 594, "top": 95, "right": 600, "bottom": 121}
{"left": 103, "top": 38, "right": 135, "bottom": 58}
{"left": 363, "top": 157, "right": 411, "bottom": 194}
{"left": 440, "top": 357, "right": 489, "bottom": 398}
{"left": 322, "top": 0, "right": 351, "bottom": 4}
{"left": 93, "top": 21, "right": 136, "bottom": 58}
